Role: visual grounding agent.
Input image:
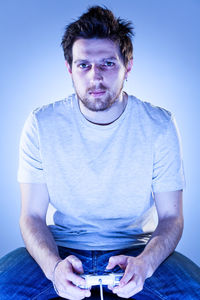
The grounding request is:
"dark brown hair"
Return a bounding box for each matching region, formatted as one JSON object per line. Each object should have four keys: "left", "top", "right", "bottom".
{"left": 61, "top": 6, "right": 134, "bottom": 67}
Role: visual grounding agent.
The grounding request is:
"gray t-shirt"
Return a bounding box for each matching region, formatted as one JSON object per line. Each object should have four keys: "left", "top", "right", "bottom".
{"left": 18, "top": 94, "right": 185, "bottom": 250}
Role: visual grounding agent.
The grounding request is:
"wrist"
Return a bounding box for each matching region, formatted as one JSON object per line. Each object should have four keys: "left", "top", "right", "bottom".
{"left": 52, "top": 259, "right": 62, "bottom": 294}
{"left": 137, "top": 252, "right": 154, "bottom": 278}
{"left": 44, "top": 257, "right": 62, "bottom": 281}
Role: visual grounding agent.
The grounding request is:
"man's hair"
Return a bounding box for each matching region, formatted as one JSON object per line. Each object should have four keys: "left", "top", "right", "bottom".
{"left": 61, "top": 6, "right": 134, "bottom": 67}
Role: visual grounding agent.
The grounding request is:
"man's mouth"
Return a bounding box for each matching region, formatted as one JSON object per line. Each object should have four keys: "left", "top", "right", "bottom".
{"left": 89, "top": 90, "right": 106, "bottom": 97}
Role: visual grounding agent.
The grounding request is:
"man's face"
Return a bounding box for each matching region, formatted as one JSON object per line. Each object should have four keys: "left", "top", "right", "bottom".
{"left": 67, "top": 38, "right": 131, "bottom": 112}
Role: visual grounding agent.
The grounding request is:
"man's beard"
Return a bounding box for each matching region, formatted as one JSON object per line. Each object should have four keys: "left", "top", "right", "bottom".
{"left": 73, "top": 82, "right": 124, "bottom": 112}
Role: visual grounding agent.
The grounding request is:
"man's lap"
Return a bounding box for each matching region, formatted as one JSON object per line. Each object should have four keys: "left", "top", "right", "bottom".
{"left": 0, "top": 246, "right": 200, "bottom": 299}
{"left": 0, "top": 247, "right": 55, "bottom": 299}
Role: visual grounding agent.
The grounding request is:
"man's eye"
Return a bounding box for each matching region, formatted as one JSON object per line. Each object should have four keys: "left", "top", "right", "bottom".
{"left": 79, "top": 63, "right": 89, "bottom": 69}
{"left": 104, "top": 61, "right": 115, "bottom": 67}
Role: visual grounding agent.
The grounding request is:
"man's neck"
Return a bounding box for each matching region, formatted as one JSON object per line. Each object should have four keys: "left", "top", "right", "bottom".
{"left": 78, "top": 92, "right": 128, "bottom": 126}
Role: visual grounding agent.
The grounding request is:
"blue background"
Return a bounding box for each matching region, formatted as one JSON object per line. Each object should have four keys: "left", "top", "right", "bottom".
{"left": 0, "top": 0, "right": 200, "bottom": 266}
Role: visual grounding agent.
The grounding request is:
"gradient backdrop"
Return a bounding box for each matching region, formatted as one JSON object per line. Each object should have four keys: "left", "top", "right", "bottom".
{"left": 0, "top": 0, "right": 200, "bottom": 266}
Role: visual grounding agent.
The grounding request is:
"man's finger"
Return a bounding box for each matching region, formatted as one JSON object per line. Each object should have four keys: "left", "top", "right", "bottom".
{"left": 67, "top": 255, "right": 84, "bottom": 274}
{"left": 113, "top": 276, "right": 142, "bottom": 298}
{"left": 66, "top": 272, "right": 86, "bottom": 287}
{"left": 106, "top": 255, "right": 128, "bottom": 270}
{"left": 59, "top": 280, "right": 91, "bottom": 299}
{"left": 119, "top": 259, "right": 135, "bottom": 286}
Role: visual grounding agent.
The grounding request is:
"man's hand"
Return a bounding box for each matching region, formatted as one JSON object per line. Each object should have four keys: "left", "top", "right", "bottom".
{"left": 105, "top": 191, "right": 183, "bottom": 299}
{"left": 106, "top": 255, "right": 151, "bottom": 299}
{"left": 53, "top": 255, "right": 91, "bottom": 300}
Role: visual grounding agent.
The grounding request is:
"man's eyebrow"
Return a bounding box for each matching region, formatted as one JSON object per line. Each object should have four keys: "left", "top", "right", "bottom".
{"left": 73, "top": 59, "right": 89, "bottom": 64}
{"left": 102, "top": 57, "right": 117, "bottom": 61}
{"left": 73, "top": 57, "right": 118, "bottom": 64}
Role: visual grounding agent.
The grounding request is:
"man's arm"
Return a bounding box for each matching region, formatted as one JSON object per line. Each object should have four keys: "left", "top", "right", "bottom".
{"left": 19, "top": 183, "right": 91, "bottom": 299}
{"left": 19, "top": 183, "right": 60, "bottom": 280}
{"left": 138, "top": 190, "right": 183, "bottom": 275}
{"left": 106, "top": 190, "right": 183, "bottom": 298}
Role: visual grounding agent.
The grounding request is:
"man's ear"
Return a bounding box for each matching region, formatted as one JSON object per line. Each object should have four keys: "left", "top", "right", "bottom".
{"left": 125, "top": 59, "right": 133, "bottom": 79}
{"left": 65, "top": 61, "right": 72, "bottom": 74}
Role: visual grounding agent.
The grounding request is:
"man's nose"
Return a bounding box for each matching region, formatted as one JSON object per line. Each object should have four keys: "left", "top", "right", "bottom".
{"left": 89, "top": 65, "right": 103, "bottom": 82}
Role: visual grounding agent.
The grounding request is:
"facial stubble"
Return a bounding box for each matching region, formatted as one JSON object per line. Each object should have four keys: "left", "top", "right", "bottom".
{"left": 72, "top": 79, "right": 125, "bottom": 112}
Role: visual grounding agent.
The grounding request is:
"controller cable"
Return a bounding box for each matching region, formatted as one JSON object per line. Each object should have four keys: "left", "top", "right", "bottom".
{"left": 99, "top": 279, "right": 104, "bottom": 300}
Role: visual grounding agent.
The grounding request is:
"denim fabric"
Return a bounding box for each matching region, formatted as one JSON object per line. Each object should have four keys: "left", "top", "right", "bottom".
{"left": 0, "top": 246, "right": 200, "bottom": 299}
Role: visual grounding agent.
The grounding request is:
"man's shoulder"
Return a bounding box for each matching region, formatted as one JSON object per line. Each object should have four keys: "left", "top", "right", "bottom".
{"left": 129, "top": 95, "right": 172, "bottom": 127}
{"left": 32, "top": 94, "right": 75, "bottom": 119}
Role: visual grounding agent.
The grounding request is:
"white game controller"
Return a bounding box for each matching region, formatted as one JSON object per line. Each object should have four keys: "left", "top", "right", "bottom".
{"left": 78, "top": 273, "right": 124, "bottom": 289}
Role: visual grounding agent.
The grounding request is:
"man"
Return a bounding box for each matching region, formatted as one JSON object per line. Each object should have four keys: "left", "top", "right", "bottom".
{"left": 0, "top": 6, "right": 200, "bottom": 300}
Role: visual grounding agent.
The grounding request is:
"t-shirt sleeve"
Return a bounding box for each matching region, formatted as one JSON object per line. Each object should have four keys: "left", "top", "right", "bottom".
{"left": 17, "top": 111, "right": 46, "bottom": 183}
{"left": 152, "top": 115, "right": 186, "bottom": 193}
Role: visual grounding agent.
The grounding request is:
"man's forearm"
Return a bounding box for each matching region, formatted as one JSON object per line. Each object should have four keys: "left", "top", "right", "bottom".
{"left": 138, "top": 216, "right": 184, "bottom": 277}
{"left": 20, "top": 216, "right": 61, "bottom": 280}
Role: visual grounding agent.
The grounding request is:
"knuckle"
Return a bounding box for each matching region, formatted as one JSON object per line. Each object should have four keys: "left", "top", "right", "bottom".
{"left": 76, "top": 291, "right": 87, "bottom": 300}
{"left": 138, "top": 288, "right": 142, "bottom": 293}
{"left": 118, "top": 292, "right": 129, "bottom": 299}
{"left": 138, "top": 284, "right": 143, "bottom": 292}
{"left": 68, "top": 254, "right": 76, "bottom": 260}
{"left": 108, "top": 256, "right": 114, "bottom": 264}
{"left": 67, "top": 255, "right": 82, "bottom": 266}
{"left": 110, "top": 254, "right": 124, "bottom": 262}
{"left": 127, "top": 256, "right": 133, "bottom": 263}
{"left": 65, "top": 279, "right": 71, "bottom": 286}
{"left": 76, "top": 261, "right": 82, "bottom": 267}
{"left": 124, "top": 291, "right": 130, "bottom": 298}
{"left": 119, "top": 254, "right": 126, "bottom": 259}
{"left": 66, "top": 273, "right": 75, "bottom": 282}
{"left": 58, "top": 290, "right": 68, "bottom": 298}
{"left": 66, "top": 255, "right": 72, "bottom": 260}
{"left": 137, "top": 279, "right": 144, "bottom": 289}
{"left": 109, "top": 256, "right": 115, "bottom": 261}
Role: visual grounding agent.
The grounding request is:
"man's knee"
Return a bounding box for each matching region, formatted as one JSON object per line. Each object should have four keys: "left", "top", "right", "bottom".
{"left": 0, "top": 247, "right": 52, "bottom": 299}
{"left": 0, "top": 247, "right": 27, "bottom": 271}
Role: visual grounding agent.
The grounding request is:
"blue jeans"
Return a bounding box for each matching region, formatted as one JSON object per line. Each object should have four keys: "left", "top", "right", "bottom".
{"left": 0, "top": 246, "right": 200, "bottom": 299}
